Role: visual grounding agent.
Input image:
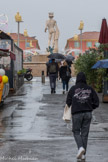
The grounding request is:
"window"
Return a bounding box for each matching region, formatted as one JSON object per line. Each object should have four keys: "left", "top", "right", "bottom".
{"left": 95, "top": 42, "right": 100, "bottom": 48}
{"left": 0, "top": 39, "right": 11, "bottom": 50}
{"left": 0, "top": 56, "right": 11, "bottom": 70}
{"left": 74, "top": 51, "right": 80, "bottom": 56}
{"left": 15, "top": 42, "right": 18, "bottom": 46}
{"left": 86, "top": 42, "right": 92, "bottom": 48}
{"left": 26, "top": 42, "right": 30, "bottom": 48}
{"left": 74, "top": 42, "right": 79, "bottom": 48}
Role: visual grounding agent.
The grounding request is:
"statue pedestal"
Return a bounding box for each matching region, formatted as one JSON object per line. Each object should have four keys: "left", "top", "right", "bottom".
{"left": 32, "top": 54, "right": 48, "bottom": 62}
{"left": 23, "top": 54, "right": 49, "bottom": 77}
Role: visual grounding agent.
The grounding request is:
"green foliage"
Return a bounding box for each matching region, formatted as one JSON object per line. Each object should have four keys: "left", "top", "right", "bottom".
{"left": 74, "top": 48, "right": 105, "bottom": 92}
{"left": 98, "top": 43, "right": 108, "bottom": 53}
{"left": 17, "top": 69, "right": 26, "bottom": 75}
{"left": 95, "top": 68, "right": 106, "bottom": 92}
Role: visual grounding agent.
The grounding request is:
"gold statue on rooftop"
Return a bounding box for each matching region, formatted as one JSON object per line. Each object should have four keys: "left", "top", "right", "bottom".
{"left": 15, "top": 12, "right": 22, "bottom": 22}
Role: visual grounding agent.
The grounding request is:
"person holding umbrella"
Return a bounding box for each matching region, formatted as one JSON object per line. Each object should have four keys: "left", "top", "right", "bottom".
{"left": 47, "top": 59, "right": 59, "bottom": 94}
{"left": 65, "top": 54, "right": 75, "bottom": 67}
{"left": 59, "top": 61, "right": 71, "bottom": 94}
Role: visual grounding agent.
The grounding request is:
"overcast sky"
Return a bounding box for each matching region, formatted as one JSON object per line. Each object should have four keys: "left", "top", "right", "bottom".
{"left": 0, "top": 0, "right": 108, "bottom": 51}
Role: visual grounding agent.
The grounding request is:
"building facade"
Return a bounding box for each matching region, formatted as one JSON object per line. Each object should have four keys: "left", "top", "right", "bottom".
{"left": 65, "top": 31, "right": 100, "bottom": 59}
{"left": 10, "top": 33, "right": 40, "bottom": 62}
{"left": 0, "top": 31, "right": 23, "bottom": 90}
{"left": 10, "top": 33, "right": 47, "bottom": 77}
{"left": 10, "top": 33, "right": 40, "bottom": 50}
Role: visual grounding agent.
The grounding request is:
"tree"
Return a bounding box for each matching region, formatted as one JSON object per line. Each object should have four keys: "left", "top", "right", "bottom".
{"left": 74, "top": 49, "right": 105, "bottom": 92}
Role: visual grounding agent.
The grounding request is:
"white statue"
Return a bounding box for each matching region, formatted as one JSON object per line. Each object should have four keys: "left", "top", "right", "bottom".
{"left": 45, "top": 12, "right": 59, "bottom": 53}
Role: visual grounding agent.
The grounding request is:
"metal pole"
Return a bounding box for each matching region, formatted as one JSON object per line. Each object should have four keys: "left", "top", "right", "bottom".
{"left": 17, "top": 22, "right": 20, "bottom": 47}
{"left": 80, "top": 29, "right": 82, "bottom": 54}
{"left": 41, "top": 71, "right": 45, "bottom": 83}
{"left": 25, "top": 37, "right": 27, "bottom": 49}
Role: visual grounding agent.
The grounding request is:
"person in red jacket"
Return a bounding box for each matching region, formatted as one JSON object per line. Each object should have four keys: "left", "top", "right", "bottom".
{"left": 66, "top": 72, "right": 99, "bottom": 161}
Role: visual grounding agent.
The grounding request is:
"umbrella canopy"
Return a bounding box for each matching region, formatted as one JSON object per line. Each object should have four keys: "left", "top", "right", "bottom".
{"left": 65, "top": 54, "right": 75, "bottom": 61}
{"left": 48, "top": 53, "right": 66, "bottom": 60}
{"left": 92, "top": 59, "right": 108, "bottom": 69}
{"left": 99, "top": 18, "right": 108, "bottom": 44}
{"left": 46, "top": 59, "right": 62, "bottom": 66}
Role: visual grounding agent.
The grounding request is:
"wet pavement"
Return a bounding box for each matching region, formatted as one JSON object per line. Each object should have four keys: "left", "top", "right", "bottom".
{"left": 0, "top": 77, "right": 108, "bottom": 162}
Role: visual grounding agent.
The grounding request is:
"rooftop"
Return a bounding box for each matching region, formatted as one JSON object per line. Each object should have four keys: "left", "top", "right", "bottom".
{"left": 10, "top": 33, "right": 38, "bottom": 41}
{"left": 68, "top": 31, "right": 100, "bottom": 41}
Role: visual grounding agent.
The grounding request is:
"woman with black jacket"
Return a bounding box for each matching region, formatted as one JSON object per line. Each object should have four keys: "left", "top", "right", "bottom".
{"left": 59, "top": 61, "right": 71, "bottom": 94}
{"left": 66, "top": 72, "right": 99, "bottom": 161}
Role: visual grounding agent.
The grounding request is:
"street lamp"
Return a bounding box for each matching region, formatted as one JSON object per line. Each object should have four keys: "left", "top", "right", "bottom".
{"left": 24, "top": 29, "right": 28, "bottom": 49}
{"left": 24, "top": 29, "right": 28, "bottom": 37}
{"left": 78, "top": 20, "right": 84, "bottom": 54}
{"left": 73, "top": 34, "right": 79, "bottom": 57}
{"left": 15, "top": 12, "right": 23, "bottom": 47}
{"left": 24, "top": 29, "right": 28, "bottom": 62}
{"left": 74, "top": 34, "right": 78, "bottom": 41}
{"left": 30, "top": 40, "right": 34, "bottom": 48}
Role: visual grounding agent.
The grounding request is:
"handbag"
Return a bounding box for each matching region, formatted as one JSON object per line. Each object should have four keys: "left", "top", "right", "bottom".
{"left": 66, "top": 67, "right": 71, "bottom": 78}
{"left": 63, "top": 104, "right": 72, "bottom": 122}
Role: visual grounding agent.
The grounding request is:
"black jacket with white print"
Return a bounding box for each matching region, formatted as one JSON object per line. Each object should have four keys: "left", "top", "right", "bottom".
{"left": 66, "top": 72, "right": 99, "bottom": 115}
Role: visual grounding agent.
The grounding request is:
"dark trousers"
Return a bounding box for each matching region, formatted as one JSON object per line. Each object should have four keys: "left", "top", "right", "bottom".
{"left": 62, "top": 80, "right": 69, "bottom": 91}
{"left": 49, "top": 74, "right": 57, "bottom": 90}
{"left": 72, "top": 112, "right": 92, "bottom": 154}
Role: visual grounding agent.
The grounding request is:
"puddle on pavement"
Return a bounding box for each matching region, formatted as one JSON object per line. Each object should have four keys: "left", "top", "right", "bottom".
{"left": 0, "top": 81, "right": 49, "bottom": 141}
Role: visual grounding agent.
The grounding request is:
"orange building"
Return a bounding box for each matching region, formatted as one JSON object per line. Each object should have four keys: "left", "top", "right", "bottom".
{"left": 10, "top": 33, "right": 40, "bottom": 61}
{"left": 65, "top": 31, "right": 100, "bottom": 59}
{"left": 10, "top": 33, "right": 40, "bottom": 50}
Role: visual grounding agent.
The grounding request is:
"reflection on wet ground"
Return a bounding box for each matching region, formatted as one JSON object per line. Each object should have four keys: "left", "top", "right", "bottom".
{"left": 0, "top": 78, "right": 47, "bottom": 141}
{"left": 0, "top": 77, "right": 107, "bottom": 162}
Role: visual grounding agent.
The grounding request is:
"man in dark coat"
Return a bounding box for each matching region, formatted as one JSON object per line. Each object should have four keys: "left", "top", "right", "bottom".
{"left": 66, "top": 72, "right": 99, "bottom": 161}
{"left": 47, "top": 59, "right": 59, "bottom": 93}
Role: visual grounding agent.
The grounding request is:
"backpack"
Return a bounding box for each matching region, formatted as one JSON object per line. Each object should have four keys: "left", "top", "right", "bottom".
{"left": 49, "top": 63, "right": 56, "bottom": 73}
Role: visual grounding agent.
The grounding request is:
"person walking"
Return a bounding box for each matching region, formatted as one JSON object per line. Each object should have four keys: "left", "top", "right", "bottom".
{"left": 47, "top": 59, "right": 59, "bottom": 94}
{"left": 59, "top": 61, "right": 71, "bottom": 94}
{"left": 66, "top": 72, "right": 99, "bottom": 161}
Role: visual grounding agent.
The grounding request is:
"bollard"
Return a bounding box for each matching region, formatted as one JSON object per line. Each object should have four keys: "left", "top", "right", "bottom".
{"left": 41, "top": 71, "right": 45, "bottom": 83}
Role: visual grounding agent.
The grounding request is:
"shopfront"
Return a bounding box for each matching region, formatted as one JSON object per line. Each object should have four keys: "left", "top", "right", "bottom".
{"left": 0, "top": 31, "right": 23, "bottom": 91}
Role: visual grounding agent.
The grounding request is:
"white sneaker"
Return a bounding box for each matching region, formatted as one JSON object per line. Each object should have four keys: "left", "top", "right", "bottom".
{"left": 82, "top": 154, "right": 86, "bottom": 160}
{"left": 77, "top": 147, "right": 85, "bottom": 159}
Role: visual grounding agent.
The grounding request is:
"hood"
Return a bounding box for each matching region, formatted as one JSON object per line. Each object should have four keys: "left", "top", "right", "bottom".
{"left": 76, "top": 72, "right": 87, "bottom": 84}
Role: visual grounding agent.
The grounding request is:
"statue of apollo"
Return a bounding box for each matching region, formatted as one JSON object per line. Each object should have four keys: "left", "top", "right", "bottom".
{"left": 45, "top": 12, "right": 59, "bottom": 53}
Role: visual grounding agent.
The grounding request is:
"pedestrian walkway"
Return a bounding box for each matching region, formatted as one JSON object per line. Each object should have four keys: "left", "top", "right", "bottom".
{"left": 37, "top": 78, "right": 108, "bottom": 162}
{"left": 0, "top": 77, "right": 108, "bottom": 162}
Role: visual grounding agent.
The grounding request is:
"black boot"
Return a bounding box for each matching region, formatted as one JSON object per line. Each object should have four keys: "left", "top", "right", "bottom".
{"left": 53, "top": 89, "right": 56, "bottom": 93}
{"left": 51, "top": 88, "right": 53, "bottom": 94}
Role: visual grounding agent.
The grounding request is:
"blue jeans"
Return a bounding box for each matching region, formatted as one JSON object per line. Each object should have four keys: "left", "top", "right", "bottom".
{"left": 49, "top": 74, "right": 57, "bottom": 90}
{"left": 62, "top": 80, "right": 68, "bottom": 91}
{"left": 72, "top": 112, "right": 92, "bottom": 153}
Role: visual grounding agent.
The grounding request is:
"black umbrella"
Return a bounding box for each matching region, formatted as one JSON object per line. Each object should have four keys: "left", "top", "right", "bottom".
{"left": 55, "top": 59, "right": 63, "bottom": 62}
{"left": 48, "top": 53, "right": 66, "bottom": 60}
{"left": 46, "top": 58, "right": 62, "bottom": 66}
{"left": 65, "top": 54, "right": 75, "bottom": 61}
